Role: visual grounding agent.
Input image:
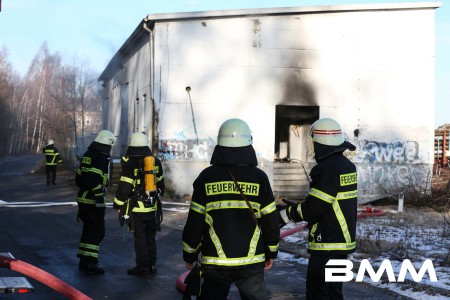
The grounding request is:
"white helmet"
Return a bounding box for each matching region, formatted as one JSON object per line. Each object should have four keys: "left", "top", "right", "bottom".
{"left": 217, "top": 118, "right": 253, "bottom": 147}
{"left": 95, "top": 130, "right": 116, "bottom": 146}
{"left": 129, "top": 132, "right": 148, "bottom": 147}
{"left": 310, "top": 118, "right": 344, "bottom": 146}
{"left": 47, "top": 139, "right": 55, "bottom": 146}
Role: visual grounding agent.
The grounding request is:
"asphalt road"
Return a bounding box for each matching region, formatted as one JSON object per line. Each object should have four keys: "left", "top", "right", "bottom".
{"left": 0, "top": 155, "right": 412, "bottom": 299}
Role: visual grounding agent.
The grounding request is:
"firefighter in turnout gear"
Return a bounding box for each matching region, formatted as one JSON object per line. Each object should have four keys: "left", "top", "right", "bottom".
{"left": 43, "top": 139, "right": 62, "bottom": 186}
{"left": 76, "top": 130, "right": 115, "bottom": 275}
{"left": 278, "top": 118, "right": 357, "bottom": 300}
{"left": 182, "top": 118, "right": 280, "bottom": 300}
{"left": 113, "top": 132, "right": 165, "bottom": 276}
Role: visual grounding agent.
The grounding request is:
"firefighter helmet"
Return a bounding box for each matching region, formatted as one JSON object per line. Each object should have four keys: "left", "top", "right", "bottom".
{"left": 129, "top": 132, "right": 148, "bottom": 147}
{"left": 47, "top": 139, "right": 55, "bottom": 146}
{"left": 310, "top": 118, "right": 344, "bottom": 146}
{"left": 217, "top": 118, "right": 253, "bottom": 147}
{"left": 95, "top": 130, "right": 116, "bottom": 146}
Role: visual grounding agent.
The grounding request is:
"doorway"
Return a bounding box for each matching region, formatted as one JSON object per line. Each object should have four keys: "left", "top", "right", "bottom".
{"left": 274, "top": 105, "right": 319, "bottom": 162}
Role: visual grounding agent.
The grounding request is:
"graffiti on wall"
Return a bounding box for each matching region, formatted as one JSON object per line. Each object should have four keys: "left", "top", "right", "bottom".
{"left": 345, "top": 139, "right": 431, "bottom": 196}
{"left": 351, "top": 140, "right": 421, "bottom": 164}
{"left": 158, "top": 139, "right": 215, "bottom": 161}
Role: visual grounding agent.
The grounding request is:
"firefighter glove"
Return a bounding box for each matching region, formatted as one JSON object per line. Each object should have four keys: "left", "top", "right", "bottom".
{"left": 277, "top": 207, "right": 290, "bottom": 228}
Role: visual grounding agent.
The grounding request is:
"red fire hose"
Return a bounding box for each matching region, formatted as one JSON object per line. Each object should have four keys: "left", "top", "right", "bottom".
{"left": 0, "top": 255, "right": 92, "bottom": 300}
{"left": 175, "top": 270, "right": 190, "bottom": 294}
{"left": 357, "top": 206, "right": 387, "bottom": 219}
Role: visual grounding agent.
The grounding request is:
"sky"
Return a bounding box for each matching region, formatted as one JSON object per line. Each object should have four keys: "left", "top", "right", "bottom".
{"left": 0, "top": 0, "right": 448, "bottom": 127}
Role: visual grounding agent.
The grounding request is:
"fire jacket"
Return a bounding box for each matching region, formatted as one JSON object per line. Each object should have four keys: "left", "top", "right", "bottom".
{"left": 43, "top": 145, "right": 62, "bottom": 166}
{"left": 182, "top": 145, "right": 280, "bottom": 269}
{"left": 75, "top": 142, "right": 111, "bottom": 207}
{"left": 285, "top": 141, "right": 357, "bottom": 255}
{"left": 113, "top": 146, "right": 164, "bottom": 214}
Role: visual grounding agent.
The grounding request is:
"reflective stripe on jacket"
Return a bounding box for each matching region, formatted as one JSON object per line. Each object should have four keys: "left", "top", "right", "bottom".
{"left": 43, "top": 145, "right": 62, "bottom": 166}
{"left": 286, "top": 152, "right": 357, "bottom": 255}
{"left": 113, "top": 147, "right": 164, "bottom": 214}
{"left": 182, "top": 165, "right": 279, "bottom": 269}
{"left": 75, "top": 142, "right": 111, "bottom": 207}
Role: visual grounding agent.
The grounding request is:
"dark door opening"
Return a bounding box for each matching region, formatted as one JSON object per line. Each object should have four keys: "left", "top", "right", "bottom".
{"left": 275, "top": 105, "right": 319, "bottom": 162}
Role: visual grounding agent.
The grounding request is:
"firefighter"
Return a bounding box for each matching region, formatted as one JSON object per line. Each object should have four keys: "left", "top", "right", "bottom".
{"left": 43, "top": 139, "right": 63, "bottom": 186}
{"left": 278, "top": 118, "right": 357, "bottom": 300}
{"left": 182, "top": 118, "right": 280, "bottom": 299}
{"left": 76, "top": 130, "right": 115, "bottom": 275}
{"left": 113, "top": 132, "right": 165, "bottom": 276}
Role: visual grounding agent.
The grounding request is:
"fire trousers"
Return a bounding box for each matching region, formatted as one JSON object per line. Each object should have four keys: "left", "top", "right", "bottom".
{"left": 132, "top": 212, "right": 157, "bottom": 269}
{"left": 199, "top": 264, "right": 266, "bottom": 300}
{"left": 77, "top": 204, "right": 105, "bottom": 263}
{"left": 45, "top": 165, "right": 57, "bottom": 185}
{"left": 306, "top": 253, "right": 348, "bottom": 300}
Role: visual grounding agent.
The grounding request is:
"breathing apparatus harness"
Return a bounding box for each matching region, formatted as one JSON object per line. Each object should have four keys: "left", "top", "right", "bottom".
{"left": 119, "top": 156, "right": 163, "bottom": 231}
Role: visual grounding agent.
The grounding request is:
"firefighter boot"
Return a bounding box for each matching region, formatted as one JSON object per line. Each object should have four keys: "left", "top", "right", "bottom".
{"left": 79, "top": 260, "right": 105, "bottom": 275}
{"left": 127, "top": 266, "right": 151, "bottom": 276}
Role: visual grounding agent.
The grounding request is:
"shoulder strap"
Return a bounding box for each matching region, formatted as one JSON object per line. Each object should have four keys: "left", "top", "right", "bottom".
{"left": 225, "top": 166, "right": 258, "bottom": 223}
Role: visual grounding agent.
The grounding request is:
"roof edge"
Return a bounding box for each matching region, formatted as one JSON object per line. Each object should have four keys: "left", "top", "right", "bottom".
{"left": 145, "top": 2, "right": 442, "bottom": 22}
{"left": 99, "top": 2, "right": 442, "bottom": 82}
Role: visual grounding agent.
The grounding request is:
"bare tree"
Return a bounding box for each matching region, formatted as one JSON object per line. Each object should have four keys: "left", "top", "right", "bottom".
{"left": 0, "top": 43, "right": 102, "bottom": 165}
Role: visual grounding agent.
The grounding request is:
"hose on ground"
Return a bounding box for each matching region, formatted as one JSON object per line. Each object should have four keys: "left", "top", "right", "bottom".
{"left": 0, "top": 255, "right": 92, "bottom": 300}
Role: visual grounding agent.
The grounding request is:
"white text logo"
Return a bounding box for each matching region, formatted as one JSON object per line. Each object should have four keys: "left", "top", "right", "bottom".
{"left": 325, "top": 259, "right": 438, "bottom": 282}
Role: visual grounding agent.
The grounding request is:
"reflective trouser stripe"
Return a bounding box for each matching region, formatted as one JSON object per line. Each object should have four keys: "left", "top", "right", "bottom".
{"left": 78, "top": 243, "right": 99, "bottom": 258}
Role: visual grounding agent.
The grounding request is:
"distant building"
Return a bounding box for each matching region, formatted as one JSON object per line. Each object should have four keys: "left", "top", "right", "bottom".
{"left": 435, "top": 124, "right": 450, "bottom": 167}
{"left": 99, "top": 2, "right": 440, "bottom": 203}
{"left": 75, "top": 104, "right": 103, "bottom": 157}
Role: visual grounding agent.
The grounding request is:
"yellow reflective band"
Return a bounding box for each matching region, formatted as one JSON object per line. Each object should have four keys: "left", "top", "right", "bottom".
{"left": 190, "top": 201, "right": 205, "bottom": 214}
{"left": 340, "top": 172, "right": 357, "bottom": 186}
{"left": 205, "top": 181, "right": 259, "bottom": 196}
{"left": 332, "top": 200, "right": 352, "bottom": 243}
{"left": 206, "top": 200, "right": 259, "bottom": 212}
{"left": 82, "top": 157, "right": 91, "bottom": 165}
{"left": 336, "top": 190, "right": 358, "bottom": 200}
{"left": 122, "top": 156, "right": 129, "bottom": 162}
{"left": 79, "top": 243, "right": 99, "bottom": 251}
{"left": 114, "top": 198, "right": 125, "bottom": 206}
{"left": 77, "top": 197, "right": 96, "bottom": 205}
{"left": 183, "top": 241, "right": 201, "bottom": 254}
{"left": 310, "top": 223, "right": 317, "bottom": 239}
{"left": 77, "top": 250, "right": 99, "bottom": 258}
{"left": 309, "top": 188, "right": 335, "bottom": 203}
{"left": 132, "top": 201, "right": 157, "bottom": 213}
{"left": 269, "top": 243, "right": 279, "bottom": 252}
{"left": 308, "top": 242, "right": 356, "bottom": 251}
{"left": 120, "top": 176, "right": 134, "bottom": 185}
{"left": 81, "top": 167, "right": 104, "bottom": 177}
{"left": 202, "top": 254, "right": 265, "bottom": 266}
{"left": 205, "top": 213, "right": 226, "bottom": 258}
{"left": 260, "top": 202, "right": 276, "bottom": 215}
{"left": 297, "top": 204, "right": 304, "bottom": 220}
{"left": 248, "top": 226, "right": 261, "bottom": 257}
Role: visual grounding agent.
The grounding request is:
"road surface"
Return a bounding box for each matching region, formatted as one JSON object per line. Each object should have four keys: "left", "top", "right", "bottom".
{"left": 0, "top": 155, "right": 412, "bottom": 299}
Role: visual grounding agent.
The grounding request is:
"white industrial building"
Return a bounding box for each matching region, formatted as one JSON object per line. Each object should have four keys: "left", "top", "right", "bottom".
{"left": 99, "top": 2, "right": 440, "bottom": 203}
